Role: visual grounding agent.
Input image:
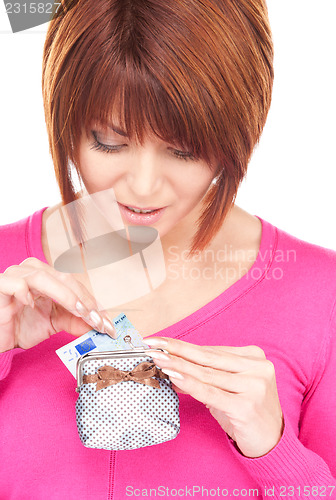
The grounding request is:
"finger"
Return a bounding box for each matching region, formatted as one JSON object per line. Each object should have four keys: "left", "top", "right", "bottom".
{"left": 152, "top": 352, "right": 250, "bottom": 393}
{"left": 0, "top": 275, "right": 32, "bottom": 310}
{"left": 50, "top": 302, "right": 98, "bottom": 337}
{"left": 6, "top": 265, "right": 104, "bottom": 332}
{"left": 16, "top": 259, "right": 99, "bottom": 313}
{"left": 146, "top": 337, "right": 265, "bottom": 372}
{"left": 0, "top": 268, "right": 99, "bottom": 332}
{"left": 22, "top": 260, "right": 116, "bottom": 336}
{"left": 166, "top": 371, "right": 238, "bottom": 415}
{"left": 170, "top": 383, "right": 188, "bottom": 394}
{"left": 145, "top": 337, "right": 266, "bottom": 359}
{"left": 7, "top": 260, "right": 116, "bottom": 337}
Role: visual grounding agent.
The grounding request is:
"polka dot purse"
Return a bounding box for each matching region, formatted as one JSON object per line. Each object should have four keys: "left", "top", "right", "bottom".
{"left": 75, "top": 348, "right": 180, "bottom": 450}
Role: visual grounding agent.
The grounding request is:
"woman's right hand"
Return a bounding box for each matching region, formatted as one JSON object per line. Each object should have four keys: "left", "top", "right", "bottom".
{"left": 0, "top": 257, "right": 117, "bottom": 352}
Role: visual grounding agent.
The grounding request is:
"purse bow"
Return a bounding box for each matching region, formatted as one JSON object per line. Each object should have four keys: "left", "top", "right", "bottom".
{"left": 82, "top": 361, "right": 169, "bottom": 391}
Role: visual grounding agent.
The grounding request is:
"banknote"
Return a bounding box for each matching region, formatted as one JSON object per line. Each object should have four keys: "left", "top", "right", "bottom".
{"left": 56, "top": 312, "right": 150, "bottom": 378}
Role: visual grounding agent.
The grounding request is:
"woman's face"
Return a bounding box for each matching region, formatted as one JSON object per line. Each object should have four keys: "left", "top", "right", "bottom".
{"left": 78, "top": 120, "right": 215, "bottom": 240}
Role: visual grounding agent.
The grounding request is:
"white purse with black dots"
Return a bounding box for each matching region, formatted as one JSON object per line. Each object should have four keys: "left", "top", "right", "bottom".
{"left": 75, "top": 348, "right": 180, "bottom": 450}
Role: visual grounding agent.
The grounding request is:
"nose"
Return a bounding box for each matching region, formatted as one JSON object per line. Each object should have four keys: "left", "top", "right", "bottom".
{"left": 127, "top": 148, "right": 162, "bottom": 197}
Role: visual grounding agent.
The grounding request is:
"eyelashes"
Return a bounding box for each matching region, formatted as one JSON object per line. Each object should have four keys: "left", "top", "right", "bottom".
{"left": 89, "top": 131, "right": 196, "bottom": 162}
{"left": 171, "top": 151, "right": 196, "bottom": 161}
{"left": 90, "top": 140, "right": 124, "bottom": 154}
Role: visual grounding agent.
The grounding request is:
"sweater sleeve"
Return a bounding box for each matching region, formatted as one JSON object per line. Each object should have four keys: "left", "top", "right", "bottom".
{"left": 225, "top": 300, "right": 336, "bottom": 499}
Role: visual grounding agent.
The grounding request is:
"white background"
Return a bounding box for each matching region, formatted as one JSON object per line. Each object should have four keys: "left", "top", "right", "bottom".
{"left": 0, "top": 1, "right": 335, "bottom": 249}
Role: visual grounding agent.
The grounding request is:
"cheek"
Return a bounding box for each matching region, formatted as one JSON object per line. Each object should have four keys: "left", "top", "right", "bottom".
{"left": 178, "top": 170, "right": 213, "bottom": 202}
{"left": 78, "top": 149, "right": 118, "bottom": 190}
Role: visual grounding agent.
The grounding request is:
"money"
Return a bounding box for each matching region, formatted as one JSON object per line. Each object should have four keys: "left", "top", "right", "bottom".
{"left": 56, "top": 312, "right": 149, "bottom": 378}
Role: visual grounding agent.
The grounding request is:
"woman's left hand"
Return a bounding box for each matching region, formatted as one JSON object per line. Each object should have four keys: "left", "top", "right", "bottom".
{"left": 143, "top": 336, "right": 284, "bottom": 459}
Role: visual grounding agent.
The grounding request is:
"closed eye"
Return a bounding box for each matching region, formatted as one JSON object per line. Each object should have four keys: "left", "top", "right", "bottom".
{"left": 90, "top": 140, "right": 124, "bottom": 154}
{"left": 90, "top": 131, "right": 197, "bottom": 161}
{"left": 89, "top": 131, "right": 125, "bottom": 153}
{"left": 167, "top": 147, "right": 196, "bottom": 161}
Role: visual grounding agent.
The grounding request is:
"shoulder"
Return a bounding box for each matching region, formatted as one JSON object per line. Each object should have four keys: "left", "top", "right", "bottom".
{"left": 266, "top": 219, "right": 336, "bottom": 316}
{"left": 0, "top": 208, "right": 48, "bottom": 272}
{"left": 274, "top": 221, "right": 336, "bottom": 277}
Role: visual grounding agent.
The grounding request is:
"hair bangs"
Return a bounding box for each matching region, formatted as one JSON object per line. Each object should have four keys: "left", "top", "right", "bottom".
{"left": 72, "top": 49, "right": 218, "bottom": 171}
{"left": 43, "top": 0, "right": 274, "bottom": 255}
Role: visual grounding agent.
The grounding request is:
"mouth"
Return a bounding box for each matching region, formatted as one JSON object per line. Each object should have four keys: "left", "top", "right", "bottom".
{"left": 117, "top": 202, "right": 167, "bottom": 225}
{"left": 121, "top": 204, "right": 163, "bottom": 214}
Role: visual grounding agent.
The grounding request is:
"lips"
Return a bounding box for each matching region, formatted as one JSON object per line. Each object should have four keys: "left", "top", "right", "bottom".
{"left": 117, "top": 202, "right": 167, "bottom": 225}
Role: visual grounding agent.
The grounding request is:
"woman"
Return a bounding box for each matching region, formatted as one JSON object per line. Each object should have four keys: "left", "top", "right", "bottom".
{"left": 1, "top": 0, "right": 335, "bottom": 498}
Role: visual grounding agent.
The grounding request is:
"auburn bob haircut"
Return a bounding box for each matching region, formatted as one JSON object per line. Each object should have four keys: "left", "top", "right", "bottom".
{"left": 42, "top": 0, "right": 274, "bottom": 257}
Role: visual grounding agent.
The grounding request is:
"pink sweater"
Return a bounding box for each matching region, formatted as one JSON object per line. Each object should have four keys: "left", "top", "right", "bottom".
{"left": 0, "top": 207, "right": 336, "bottom": 499}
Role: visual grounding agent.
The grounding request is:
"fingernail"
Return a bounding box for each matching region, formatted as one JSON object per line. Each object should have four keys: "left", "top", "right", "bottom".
{"left": 89, "top": 310, "right": 103, "bottom": 329}
{"left": 102, "top": 318, "right": 117, "bottom": 339}
{"left": 76, "top": 301, "right": 89, "bottom": 316}
{"left": 161, "top": 368, "right": 184, "bottom": 380}
{"left": 143, "top": 337, "right": 168, "bottom": 347}
{"left": 151, "top": 351, "right": 170, "bottom": 361}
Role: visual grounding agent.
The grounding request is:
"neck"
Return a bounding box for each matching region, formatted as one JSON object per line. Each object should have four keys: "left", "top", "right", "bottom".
{"left": 160, "top": 202, "right": 237, "bottom": 261}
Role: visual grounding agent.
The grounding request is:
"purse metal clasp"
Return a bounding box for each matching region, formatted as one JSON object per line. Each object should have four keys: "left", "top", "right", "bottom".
{"left": 75, "top": 346, "right": 168, "bottom": 392}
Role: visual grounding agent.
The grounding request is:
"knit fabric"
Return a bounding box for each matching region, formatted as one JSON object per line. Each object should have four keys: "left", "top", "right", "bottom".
{"left": 0, "top": 207, "right": 335, "bottom": 499}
